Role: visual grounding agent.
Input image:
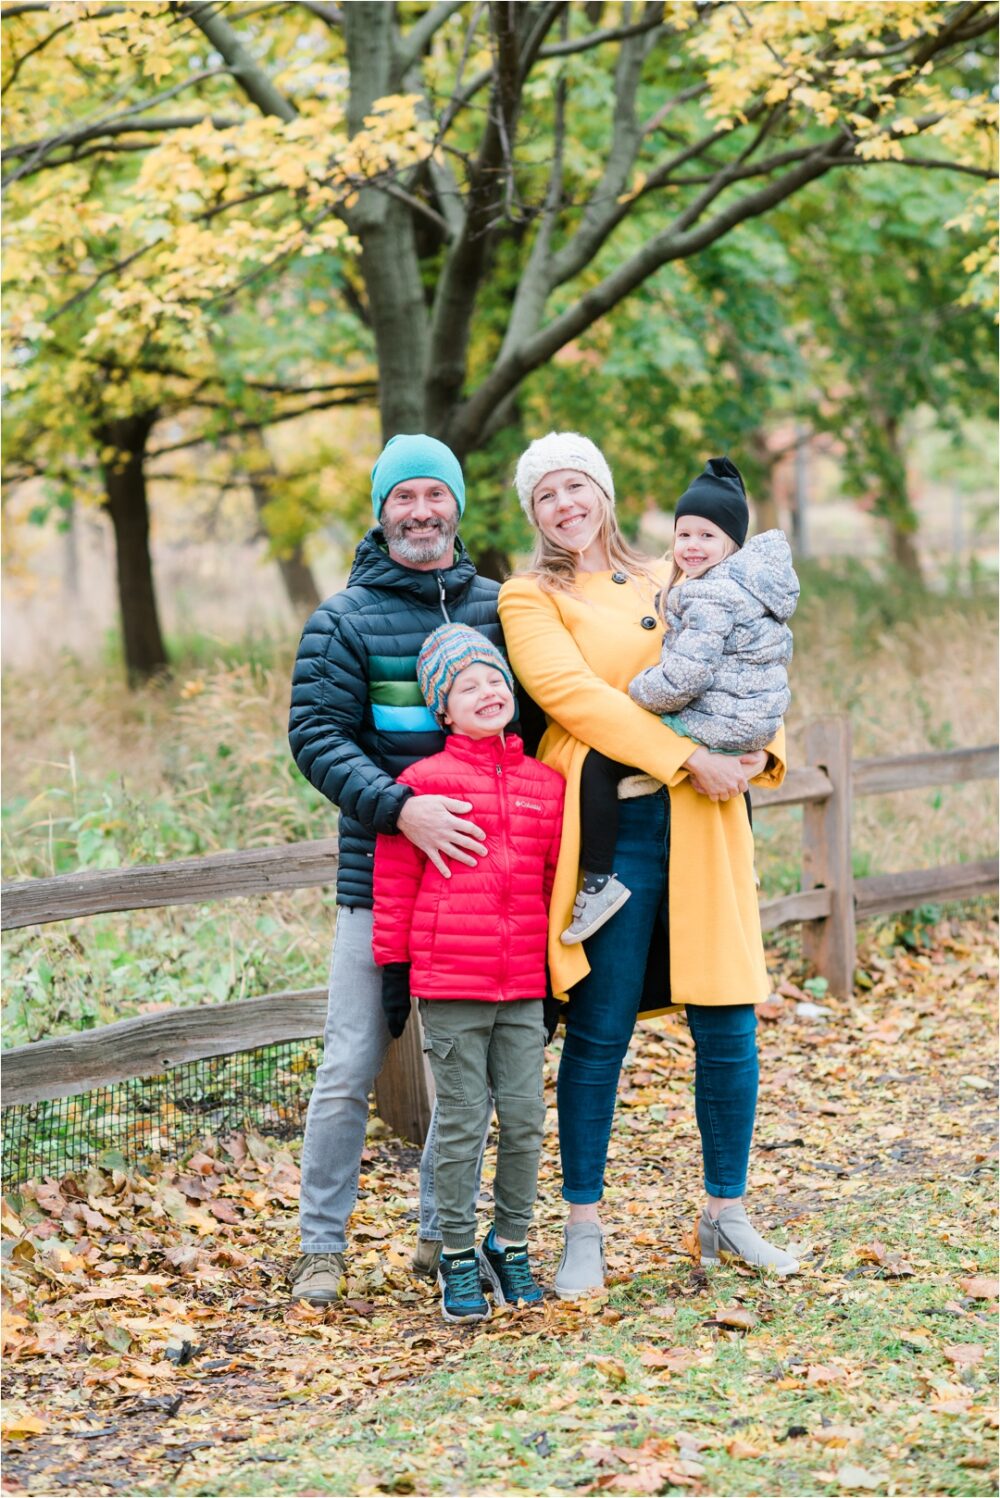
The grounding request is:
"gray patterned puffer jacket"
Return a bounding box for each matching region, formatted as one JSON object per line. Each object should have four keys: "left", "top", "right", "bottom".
{"left": 628, "top": 530, "right": 798, "bottom": 753}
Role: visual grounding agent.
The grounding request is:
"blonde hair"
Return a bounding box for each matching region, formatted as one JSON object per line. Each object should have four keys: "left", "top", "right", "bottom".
{"left": 659, "top": 533, "right": 741, "bottom": 623}
{"left": 521, "top": 477, "right": 661, "bottom": 599}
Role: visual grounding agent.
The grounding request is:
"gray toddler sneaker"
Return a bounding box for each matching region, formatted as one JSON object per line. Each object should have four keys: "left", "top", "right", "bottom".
{"left": 561, "top": 876, "right": 632, "bottom": 945}
{"left": 553, "top": 1222, "right": 606, "bottom": 1299}
{"left": 698, "top": 1204, "right": 799, "bottom": 1275}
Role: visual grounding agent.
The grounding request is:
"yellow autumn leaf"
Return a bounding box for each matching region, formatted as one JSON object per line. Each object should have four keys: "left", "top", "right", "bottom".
{"left": 2, "top": 1411, "right": 49, "bottom": 1440}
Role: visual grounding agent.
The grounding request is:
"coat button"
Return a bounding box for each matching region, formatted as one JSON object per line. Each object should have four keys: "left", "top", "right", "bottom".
{"left": 611, "top": 571, "right": 627, "bottom": 584}
{"left": 641, "top": 615, "right": 657, "bottom": 629}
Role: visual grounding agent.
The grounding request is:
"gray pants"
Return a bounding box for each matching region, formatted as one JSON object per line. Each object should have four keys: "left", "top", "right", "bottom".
{"left": 299, "top": 908, "right": 487, "bottom": 1253}
{"left": 420, "top": 999, "right": 546, "bottom": 1253}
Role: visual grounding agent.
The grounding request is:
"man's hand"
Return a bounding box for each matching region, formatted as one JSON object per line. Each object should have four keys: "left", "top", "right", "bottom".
{"left": 397, "top": 794, "right": 488, "bottom": 878}
{"left": 684, "top": 745, "right": 751, "bottom": 802}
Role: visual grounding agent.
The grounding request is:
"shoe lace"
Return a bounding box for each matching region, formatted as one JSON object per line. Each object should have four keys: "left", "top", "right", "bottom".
{"left": 499, "top": 1248, "right": 537, "bottom": 1300}
{"left": 445, "top": 1256, "right": 483, "bottom": 1303}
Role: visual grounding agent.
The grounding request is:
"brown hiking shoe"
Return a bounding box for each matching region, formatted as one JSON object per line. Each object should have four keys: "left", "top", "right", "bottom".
{"left": 289, "top": 1252, "right": 346, "bottom": 1304}
{"left": 411, "top": 1238, "right": 442, "bottom": 1280}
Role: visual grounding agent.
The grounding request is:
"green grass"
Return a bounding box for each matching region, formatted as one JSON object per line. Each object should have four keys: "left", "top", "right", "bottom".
{"left": 169, "top": 1178, "right": 998, "bottom": 1497}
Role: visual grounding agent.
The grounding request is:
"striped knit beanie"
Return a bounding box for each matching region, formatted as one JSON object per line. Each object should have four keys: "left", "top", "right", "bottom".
{"left": 416, "top": 624, "right": 514, "bottom": 724}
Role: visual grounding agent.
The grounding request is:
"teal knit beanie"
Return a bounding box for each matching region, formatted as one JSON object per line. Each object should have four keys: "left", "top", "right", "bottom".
{"left": 370, "top": 434, "right": 466, "bottom": 519}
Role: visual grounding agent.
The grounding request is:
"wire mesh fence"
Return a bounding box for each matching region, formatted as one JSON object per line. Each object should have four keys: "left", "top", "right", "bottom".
{"left": 1, "top": 1038, "right": 322, "bottom": 1190}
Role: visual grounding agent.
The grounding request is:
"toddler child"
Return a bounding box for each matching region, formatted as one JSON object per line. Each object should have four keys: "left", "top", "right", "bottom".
{"left": 562, "top": 457, "right": 799, "bottom": 944}
{"left": 373, "top": 623, "right": 564, "bottom": 1323}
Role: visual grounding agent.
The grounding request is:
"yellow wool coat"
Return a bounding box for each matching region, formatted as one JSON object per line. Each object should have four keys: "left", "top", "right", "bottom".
{"left": 498, "top": 569, "right": 787, "bottom": 1009}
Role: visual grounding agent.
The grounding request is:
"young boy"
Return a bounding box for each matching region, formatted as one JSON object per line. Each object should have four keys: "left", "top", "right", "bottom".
{"left": 372, "top": 624, "right": 564, "bottom": 1323}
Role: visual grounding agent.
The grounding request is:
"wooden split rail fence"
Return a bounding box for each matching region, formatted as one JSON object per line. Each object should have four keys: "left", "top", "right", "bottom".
{"left": 2, "top": 717, "right": 996, "bottom": 1146}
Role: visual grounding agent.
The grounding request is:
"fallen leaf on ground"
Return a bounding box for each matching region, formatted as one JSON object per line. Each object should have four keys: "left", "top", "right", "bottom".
{"left": 836, "top": 1463, "right": 882, "bottom": 1490}
{"left": 712, "top": 1305, "right": 758, "bottom": 1331}
{"left": 812, "top": 1425, "right": 862, "bottom": 1447}
{"left": 726, "top": 1437, "right": 763, "bottom": 1458}
{"left": 943, "top": 1343, "right": 985, "bottom": 1367}
{"left": 960, "top": 1276, "right": 998, "bottom": 1299}
{"left": 1, "top": 1415, "right": 48, "bottom": 1441}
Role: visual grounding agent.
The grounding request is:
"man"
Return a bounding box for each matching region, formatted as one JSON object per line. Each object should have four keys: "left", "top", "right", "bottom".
{"left": 288, "top": 433, "right": 502, "bottom": 1305}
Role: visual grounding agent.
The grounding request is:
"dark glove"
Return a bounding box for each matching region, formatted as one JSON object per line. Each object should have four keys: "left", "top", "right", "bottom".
{"left": 381, "top": 962, "right": 411, "bottom": 1039}
{"left": 543, "top": 992, "right": 563, "bottom": 1045}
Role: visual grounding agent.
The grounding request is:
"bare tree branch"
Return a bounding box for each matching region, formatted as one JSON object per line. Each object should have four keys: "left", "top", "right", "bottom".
{"left": 146, "top": 388, "right": 377, "bottom": 458}
{"left": 547, "top": 1, "right": 667, "bottom": 290}
{"left": 3, "top": 113, "right": 239, "bottom": 164}
{"left": 175, "top": 1, "right": 297, "bottom": 122}
{"left": 394, "top": 0, "right": 467, "bottom": 80}
{"left": 296, "top": 0, "right": 342, "bottom": 25}
{"left": 379, "top": 179, "right": 455, "bottom": 237}
{"left": 452, "top": 113, "right": 980, "bottom": 454}
{"left": 835, "top": 154, "right": 998, "bottom": 180}
{"left": 2, "top": 68, "right": 230, "bottom": 187}
{"left": 532, "top": 4, "right": 666, "bottom": 62}
{"left": 425, "top": 1, "right": 546, "bottom": 426}
{"left": 437, "top": 1, "right": 676, "bottom": 131}
{"left": 641, "top": 81, "right": 710, "bottom": 137}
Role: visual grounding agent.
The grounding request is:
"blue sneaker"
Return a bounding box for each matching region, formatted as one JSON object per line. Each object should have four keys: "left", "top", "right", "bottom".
{"left": 438, "top": 1251, "right": 490, "bottom": 1323}
{"left": 479, "top": 1229, "right": 544, "bottom": 1308}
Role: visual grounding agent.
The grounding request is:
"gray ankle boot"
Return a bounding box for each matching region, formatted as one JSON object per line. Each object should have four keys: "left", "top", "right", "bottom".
{"left": 699, "top": 1204, "right": 799, "bottom": 1275}
{"left": 553, "top": 1222, "right": 606, "bottom": 1299}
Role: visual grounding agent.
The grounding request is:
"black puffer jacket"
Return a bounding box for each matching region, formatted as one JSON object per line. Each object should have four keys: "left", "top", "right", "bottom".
{"left": 289, "top": 529, "right": 503, "bottom": 908}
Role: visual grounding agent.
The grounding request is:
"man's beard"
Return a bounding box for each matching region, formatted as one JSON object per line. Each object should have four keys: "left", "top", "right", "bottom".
{"left": 382, "top": 509, "right": 459, "bottom": 565}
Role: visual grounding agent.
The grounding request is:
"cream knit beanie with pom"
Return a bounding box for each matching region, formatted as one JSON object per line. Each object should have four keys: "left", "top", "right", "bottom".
{"left": 513, "top": 432, "right": 615, "bottom": 519}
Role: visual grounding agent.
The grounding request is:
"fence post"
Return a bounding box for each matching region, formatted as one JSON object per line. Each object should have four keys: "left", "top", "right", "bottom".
{"left": 374, "top": 1000, "right": 435, "bottom": 1145}
{"left": 801, "top": 715, "right": 856, "bottom": 997}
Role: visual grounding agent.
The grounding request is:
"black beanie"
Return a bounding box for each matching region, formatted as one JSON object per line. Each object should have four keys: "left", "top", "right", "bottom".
{"left": 674, "top": 456, "right": 749, "bottom": 546}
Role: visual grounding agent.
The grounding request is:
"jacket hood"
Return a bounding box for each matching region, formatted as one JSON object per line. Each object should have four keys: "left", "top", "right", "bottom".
{"left": 347, "top": 528, "right": 478, "bottom": 605}
{"left": 724, "top": 530, "right": 799, "bottom": 621}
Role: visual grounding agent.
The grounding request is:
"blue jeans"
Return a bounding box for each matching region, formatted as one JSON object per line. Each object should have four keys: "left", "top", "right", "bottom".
{"left": 558, "top": 790, "right": 758, "bottom": 1203}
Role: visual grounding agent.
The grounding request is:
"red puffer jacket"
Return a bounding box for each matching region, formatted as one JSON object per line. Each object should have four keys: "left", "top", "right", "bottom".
{"left": 372, "top": 733, "right": 564, "bottom": 1002}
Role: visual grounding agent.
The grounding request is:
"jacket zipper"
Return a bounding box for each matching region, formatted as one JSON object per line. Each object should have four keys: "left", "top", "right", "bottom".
{"left": 437, "top": 574, "right": 451, "bottom": 623}
{"left": 496, "top": 758, "right": 511, "bottom": 1001}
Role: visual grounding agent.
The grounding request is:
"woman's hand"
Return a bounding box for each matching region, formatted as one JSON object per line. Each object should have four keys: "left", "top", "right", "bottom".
{"left": 739, "top": 749, "right": 768, "bottom": 782}
{"left": 684, "top": 746, "right": 752, "bottom": 802}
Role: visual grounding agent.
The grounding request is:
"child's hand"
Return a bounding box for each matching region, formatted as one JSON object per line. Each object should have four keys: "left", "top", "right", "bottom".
{"left": 381, "top": 963, "right": 412, "bottom": 1038}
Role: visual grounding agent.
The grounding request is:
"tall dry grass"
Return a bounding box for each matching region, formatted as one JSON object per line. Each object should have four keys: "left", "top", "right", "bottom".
{"left": 2, "top": 568, "right": 996, "bottom": 1042}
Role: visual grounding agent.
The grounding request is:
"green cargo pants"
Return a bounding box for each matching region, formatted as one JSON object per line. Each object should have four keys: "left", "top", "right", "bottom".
{"left": 418, "top": 999, "right": 546, "bottom": 1252}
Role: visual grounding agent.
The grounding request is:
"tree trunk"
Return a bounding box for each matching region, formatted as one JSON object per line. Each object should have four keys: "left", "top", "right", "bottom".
{"left": 889, "top": 521, "right": 924, "bottom": 579}
{"left": 474, "top": 543, "right": 511, "bottom": 584}
{"left": 345, "top": 2, "right": 430, "bottom": 438}
{"left": 745, "top": 429, "right": 780, "bottom": 532}
{"left": 359, "top": 206, "right": 432, "bottom": 436}
{"left": 245, "top": 451, "right": 322, "bottom": 617}
{"left": 97, "top": 413, "right": 169, "bottom": 685}
{"left": 877, "top": 413, "right": 924, "bottom": 585}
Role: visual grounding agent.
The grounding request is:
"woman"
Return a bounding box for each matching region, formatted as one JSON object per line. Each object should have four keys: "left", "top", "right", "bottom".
{"left": 498, "top": 432, "right": 799, "bottom": 1297}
